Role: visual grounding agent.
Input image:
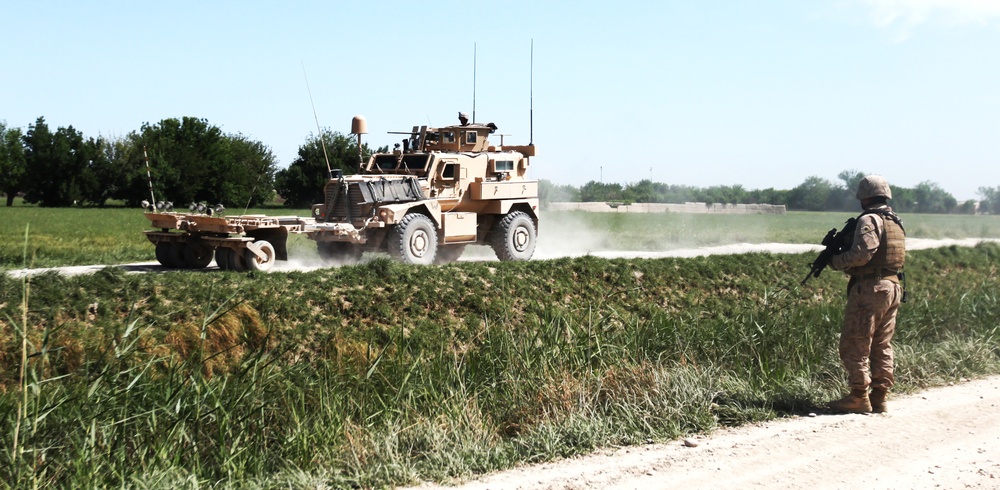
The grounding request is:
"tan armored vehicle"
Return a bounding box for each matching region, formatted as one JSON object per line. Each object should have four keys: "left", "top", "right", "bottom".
{"left": 309, "top": 113, "right": 539, "bottom": 265}
{"left": 142, "top": 112, "right": 538, "bottom": 269}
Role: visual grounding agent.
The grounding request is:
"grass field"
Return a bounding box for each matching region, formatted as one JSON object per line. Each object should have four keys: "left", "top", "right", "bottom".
{"left": 1, "top": 205, "right": 999, "bottom": 488}
{"left": 3, "top": 204, "right": 1000, "bottom": 269}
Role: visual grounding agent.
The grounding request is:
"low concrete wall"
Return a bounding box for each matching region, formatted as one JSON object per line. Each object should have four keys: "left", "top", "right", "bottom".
{"left": 546, "top": 202, "right": 787, "bottom": 214}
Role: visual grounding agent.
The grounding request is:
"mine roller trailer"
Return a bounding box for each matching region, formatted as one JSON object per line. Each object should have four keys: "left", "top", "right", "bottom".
{"left": 143, "top": 212, "right": 315, "bottom": 272}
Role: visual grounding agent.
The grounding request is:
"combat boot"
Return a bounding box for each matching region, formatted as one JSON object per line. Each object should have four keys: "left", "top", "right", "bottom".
{"left": 828, "top": 389, "right": 872, "bottom": 413}
{"left": 869, "top": 388, "right": 888, "bottom": 413}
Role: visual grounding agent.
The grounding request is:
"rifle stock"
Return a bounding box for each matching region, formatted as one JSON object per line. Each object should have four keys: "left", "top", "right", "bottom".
{"left": 801, "top": 217, "right": 857, "bottom": 285}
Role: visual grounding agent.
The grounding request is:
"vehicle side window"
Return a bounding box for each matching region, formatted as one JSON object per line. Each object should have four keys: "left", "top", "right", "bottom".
{"left": 465, "top": 131, "right": 477, "bottom": 144}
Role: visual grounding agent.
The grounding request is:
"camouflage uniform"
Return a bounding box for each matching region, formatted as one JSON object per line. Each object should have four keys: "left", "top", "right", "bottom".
{"left": 830, "top": 207, "right": 905, "bottom": 393}
{"left": 827, "top": 175, "right": 905, "bottom": 413}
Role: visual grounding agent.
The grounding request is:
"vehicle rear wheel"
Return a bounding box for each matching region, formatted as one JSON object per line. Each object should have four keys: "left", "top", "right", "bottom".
{"left": 215, "top": 247, "right": 231, "bottom": 270}
{"left": 389, "top": 213, "right": 438, "bottom": 265}
{"left": 183, "top": 242, "right": 214, "bottom": 269}
{"left": 434, "top": 244, "right": 466, "bottom": 264}
{"left": 317, "top": 241, "right": 363, "bottom": 264}
{"left": 245, "top": 240, "right": 276, "bottom": 272}
{"left": 155, "top": 242, "right": 184, "bottom": 268}
{"left": 491, "top": 211, "right": 536, "bottom": 261}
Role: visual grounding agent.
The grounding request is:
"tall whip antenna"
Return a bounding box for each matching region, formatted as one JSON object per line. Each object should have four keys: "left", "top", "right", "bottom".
{"left": 302, "top": 61, "right": 334, "bottom": 179}
{"left": 472, "top": 43, "right": 477, "bottom": 124}
{"left": 143, "top": 145, "right": 156, "bottom": 206}
{"left": 530, "top": 39, "right": 534, "bottom": 146}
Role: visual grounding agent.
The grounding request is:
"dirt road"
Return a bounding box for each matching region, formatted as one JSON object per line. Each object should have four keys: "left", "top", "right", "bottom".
{"left": 7, "top": 238, "right": 997, "bottom": 278}
{"left": 405, "top": 376, "right": 1000, "bottom": 490}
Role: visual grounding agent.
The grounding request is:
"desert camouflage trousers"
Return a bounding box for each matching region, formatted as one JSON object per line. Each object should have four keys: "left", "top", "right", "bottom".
{"left": 839, "top": 277, "right": 902, "bottom": 391}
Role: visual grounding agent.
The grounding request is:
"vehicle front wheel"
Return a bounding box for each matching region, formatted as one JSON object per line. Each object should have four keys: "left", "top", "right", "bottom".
{"left": 491, "top": 211, "right": 536, "bottom": 261}
{"left": 389, "top": 213, "right": 438, "bottom": 265}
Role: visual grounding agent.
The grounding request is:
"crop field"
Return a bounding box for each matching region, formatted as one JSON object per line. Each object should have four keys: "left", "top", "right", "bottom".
{"left": 1, "top": 206, "right": 1000, "bottom": 488}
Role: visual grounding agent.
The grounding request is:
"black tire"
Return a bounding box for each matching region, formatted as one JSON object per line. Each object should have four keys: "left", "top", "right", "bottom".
{"left": 155, "top": 242, "right": 184, "bottom": 268}
{"left": 215, "top": 247, "right": 231, "bottom": 270}
{"left": 434, "top": 244, "right": 467, "bottom": 264}
{"left": 491, "top": 211, "right": 536, "bottom": 261}
{"left": 183, "top": 242, "right": 214, "bottom": 269}
{"left": 317, "top": 241, "right": 364, "bottom": 265}
{"left": 245, "top": 240, "right": 276, "bottom": 272}
{"left": 229, "top": 246, "right": 249, "bottom": 272}
{"left": 389, "top": 213, "right": 438, "bottom": 265}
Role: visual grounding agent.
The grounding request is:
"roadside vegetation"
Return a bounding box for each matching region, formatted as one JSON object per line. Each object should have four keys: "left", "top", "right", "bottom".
{"left": 2, "top": 222, "right": 999, "bottom": 487}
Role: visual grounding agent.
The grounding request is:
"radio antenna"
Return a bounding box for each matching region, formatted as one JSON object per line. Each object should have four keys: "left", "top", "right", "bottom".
{"left": 301, "top": 61, "right": 333, "bottom": 179}
{"left": 472, "top": 43, "right": 477, "bottom": 124}
{"left": 529, "top": 39, "right": 534, "bottom": 146}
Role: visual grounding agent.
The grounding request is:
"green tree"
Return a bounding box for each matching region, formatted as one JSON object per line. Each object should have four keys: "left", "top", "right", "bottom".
{"left": 912, "top": 181, "right": 956, "bottom": 214}
{"left": 787, "top": 176, "right": 836, "bottom": 211}
{"left": 623, "top": 179, "right": 656, "bottom": 203}
{"left": 836, "top": 170, "right": 866, "bottom": 209}
{"left": 978, "top": 186, "right": 1000, "bottom": 214}
{"left": 538, "top": 179, "right": 580, "bottom": 205}
{"left": 124, "top": 117, "right": 277, "bottom": 208}
{"left": 22, "top": 117, "right": 89, "bottom": 207}
{"left": 0, "top": 121, "right": 26, "bottom": 206}
{"left": 130, "top": 117, "right": 225, "bottom": 207}
{"left": 275, "top": 130, "right": 383, "bottom": 208}
{"left": 579, "top": 180, "right": 624, "bottom": 202}
{"left": 210, "top": 134, "right": 277, "bottom": 209}
{"left": 77, "top": 135, "right": 131, "bottom": 207}
{"left": 888, "top": 185, "right": 914, "bottom": 213}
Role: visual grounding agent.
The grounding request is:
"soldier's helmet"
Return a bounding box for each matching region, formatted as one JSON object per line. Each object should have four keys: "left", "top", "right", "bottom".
{"left": 856, "top": 175, "right": 892, "bottom": 200}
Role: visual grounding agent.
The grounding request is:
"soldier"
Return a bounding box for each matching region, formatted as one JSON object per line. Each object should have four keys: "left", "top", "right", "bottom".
{"left": 827, "top": 175, "right": 906, "bottom": 414}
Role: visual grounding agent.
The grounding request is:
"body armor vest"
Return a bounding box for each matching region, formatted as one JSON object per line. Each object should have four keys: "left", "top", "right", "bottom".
{"left": 856, "top": 208, "right": 905, "bottom": 277}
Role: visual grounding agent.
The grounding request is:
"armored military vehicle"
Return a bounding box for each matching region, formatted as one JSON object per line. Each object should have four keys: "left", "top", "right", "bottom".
{"left": 142, "top": 112, "right": 539, "bottom": 269}
{"left": 309, "top": 112, "right": 539, "bottom": 265}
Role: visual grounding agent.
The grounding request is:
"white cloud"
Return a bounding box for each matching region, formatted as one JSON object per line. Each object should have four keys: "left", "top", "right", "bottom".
{"left": 858, "top": 0, "right": 1000, "bottom": 41}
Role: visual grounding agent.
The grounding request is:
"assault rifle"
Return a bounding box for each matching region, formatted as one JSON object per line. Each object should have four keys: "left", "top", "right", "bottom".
{"left": 801, "top": 217, "right": 857, "bottom": 285}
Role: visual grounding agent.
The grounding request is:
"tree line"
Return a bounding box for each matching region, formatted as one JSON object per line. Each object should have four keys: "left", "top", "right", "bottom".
{"left": 0, "top": 117, "right": 383, "bottom": 209}
{"left": 3, "top": 117, "right": 996, "bottom": 214}
{"left": 540, "top": 170, "right": 1000, "bottom": 214}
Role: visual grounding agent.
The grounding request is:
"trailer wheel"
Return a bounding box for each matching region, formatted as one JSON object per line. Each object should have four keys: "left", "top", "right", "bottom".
{"left": 389, "top": 213, "right": 438, "bottom": 265}
{"left": 245, "top": 240, "right": 276, "bottom": 272}
{"left": 155, "top": 242, "right": 184, "bottom": 268}
{"left": 317, "top": 242, "right": 363, "bottom": 265}
{"left": 434, "top": 244, "right": 466, "bottom": 264}
{"left": 491, "top": 211, "right": 536, "bottom": 261}
{"left": 215, "top": 247, "right": 231, "bottom": 270}
{"left": 183, "top": 242, "right": 214, "bottom": 269}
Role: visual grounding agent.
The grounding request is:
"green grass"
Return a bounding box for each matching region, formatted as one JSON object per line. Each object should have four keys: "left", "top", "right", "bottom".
{"left": 2, "top": 241, "right": 999, "bottom": 488}
{"left": 3, "top": 206, "right": 1000, "bottom": 269}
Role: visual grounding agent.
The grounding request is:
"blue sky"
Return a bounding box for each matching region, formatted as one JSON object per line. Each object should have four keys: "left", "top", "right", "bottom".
{"left": 3, "top": 0, "right": 998, "bottom": 201}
